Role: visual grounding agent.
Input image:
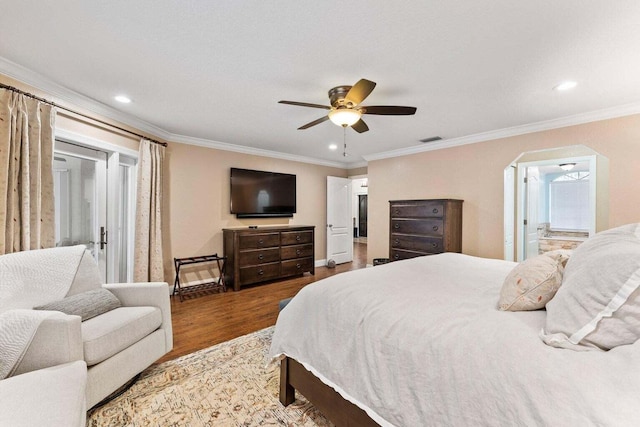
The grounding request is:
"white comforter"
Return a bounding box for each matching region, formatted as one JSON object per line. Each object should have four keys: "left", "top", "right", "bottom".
{"left": 269, "top": 253, "right": 640, "bottom": 426}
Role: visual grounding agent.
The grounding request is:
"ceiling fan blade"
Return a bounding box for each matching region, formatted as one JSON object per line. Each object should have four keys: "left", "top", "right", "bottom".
{"left": 351, "top": 119, "right": 369, "bottom": 133}
{"left": 362, "top": 105, "right": 417, "bottom": 115}
{"left": 279, "top": 100, "right": 331, "bottom": 110}
{"left": 344, "top": 79, "right": 376, "bottom": 106}
{"left": 298, "top": 115, "right": 330, "bottom": 130}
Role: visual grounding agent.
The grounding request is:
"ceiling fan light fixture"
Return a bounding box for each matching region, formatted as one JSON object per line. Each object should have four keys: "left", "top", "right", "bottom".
{"left": 328, "top": 108, "right": 362, "bottom": 127}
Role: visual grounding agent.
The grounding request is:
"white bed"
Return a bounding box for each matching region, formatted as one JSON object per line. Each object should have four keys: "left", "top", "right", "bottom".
{"left": 269, "top": 252, "right": 640, "bottom": 426}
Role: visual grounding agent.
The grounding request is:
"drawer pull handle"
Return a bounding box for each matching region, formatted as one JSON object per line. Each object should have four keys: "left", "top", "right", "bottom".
{"left": 258, "top": 254, "right": 264, "bottom": 260}
{"left": 394, "top": 210, "right": 400, "bottom": 215}
{"left": 433, "top": 208, "right": 439, "bottom": 214}
{"left": 296, "top": 263, "right": 301, "bottom": 269}
{"left": 432, "top": 226, "right": 439, "bottom": 231}
{"left": 394, "top": 254, "right": 400, "bottom": 259}
{"left": 258, "top": 239, "right": 263, "bottom": 244}
{"left": 258, "top": 269, "right": 264, "bottom": 275}
{"left": 394, "top": 239, "right": 399, "bottom": 245}
{"left": 296, "top": 249, "right": 301, "bottom": 255}
{"left": 394, "top": 223, "right": 400, "bottom": 229}
{"left": 296, "top": 235, "right": 301, "bottom": 241}
{"left": 432, "top": 243, "right": 438, "bottom": 248}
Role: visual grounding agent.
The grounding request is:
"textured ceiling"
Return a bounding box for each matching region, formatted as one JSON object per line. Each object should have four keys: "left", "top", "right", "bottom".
{"left": 1, "top": 1, "right": 640, "bottom": 167}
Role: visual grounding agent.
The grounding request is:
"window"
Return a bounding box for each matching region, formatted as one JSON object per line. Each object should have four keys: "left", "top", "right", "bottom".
{"left": 549, "top": 173, "right": 590, "bottom": 231}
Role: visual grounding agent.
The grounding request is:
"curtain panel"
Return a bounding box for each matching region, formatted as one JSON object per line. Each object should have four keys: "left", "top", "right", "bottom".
{"left": 134, "top": 138, "right": 165, "bottom": 282}
{"left": 0, "top": 89, "right": 56, "bottom": 255}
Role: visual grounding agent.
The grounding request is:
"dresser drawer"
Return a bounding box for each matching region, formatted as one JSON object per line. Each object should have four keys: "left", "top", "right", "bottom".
{"left": 281, "top": 257, "right": 314, "bottom": 276}
{"left": 391, "top": 219, "right": 444, "bottom": 236}
{"left": 390, "top": 202, "right": 444, "bottom": 218}
{"left": 281, "top": 244, "right": 313, "bottom": 260}
{"left": 281, "top": 230, "right": 313, "bottom": 246}
{"left": 238, "top": 248, "right": 280, "bottom": 266}
{"left": 238, "top": 233, "right": 280, "bottom": 249}
{"left": 239, "top": 262, "right": 280, "bottom": 285}
{"left": 391, "top": 235, "right": 443, "bottom": 253}
{"left": 390, "top": 249, "right": 429, "bottom": 261}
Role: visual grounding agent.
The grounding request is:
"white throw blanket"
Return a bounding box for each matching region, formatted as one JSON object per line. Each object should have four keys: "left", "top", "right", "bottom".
{"left": 0, "top": 245, "right": 87, "bottom": 379}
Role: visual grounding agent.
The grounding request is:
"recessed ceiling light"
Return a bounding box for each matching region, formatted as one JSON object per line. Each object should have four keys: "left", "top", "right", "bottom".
{"left": 114, "top": 95, "right": 132, "bottom": 103}
{"left": 328, "top": 144, "right": 337, "bottom": 150}
{"left": 553, "top": 81, "right": 577, "bottom": 91}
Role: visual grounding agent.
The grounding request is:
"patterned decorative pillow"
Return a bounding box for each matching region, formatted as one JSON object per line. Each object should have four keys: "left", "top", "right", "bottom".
{"left": 541, "top": 223, "right": 640, "bottom": 351}
{"left": 498, "top": 251, "right": 570, "bottom": 311}
{"left": 34, "top": 288, "right": 121, "bottom": 321}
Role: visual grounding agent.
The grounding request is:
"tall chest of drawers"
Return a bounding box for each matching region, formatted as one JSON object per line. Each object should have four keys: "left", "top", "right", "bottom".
{"left": 389, "top": 199, "right": 463, "bottom": 261}
{"left": 223, "top": 225, "right": 315, "bottom": 290}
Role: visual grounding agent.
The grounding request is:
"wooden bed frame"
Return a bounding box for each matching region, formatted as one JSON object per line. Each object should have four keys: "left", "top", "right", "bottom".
{"left": 279, "top": 356, "right": 380, "bottom": 426}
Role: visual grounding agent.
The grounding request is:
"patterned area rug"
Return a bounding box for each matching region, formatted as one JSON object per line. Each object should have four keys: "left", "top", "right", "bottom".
{"left": 87, "top": 327, "right": 333, "bottom": 426}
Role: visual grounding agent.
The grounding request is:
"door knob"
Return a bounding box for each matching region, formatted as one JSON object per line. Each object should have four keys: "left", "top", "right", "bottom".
{"left": 100, "top": 226, "right": 108, "bottom": 250}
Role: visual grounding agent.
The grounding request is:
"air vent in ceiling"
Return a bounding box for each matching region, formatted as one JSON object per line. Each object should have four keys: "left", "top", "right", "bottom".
{"left": 419, "top": 136, "right": 442, "bottom": 143}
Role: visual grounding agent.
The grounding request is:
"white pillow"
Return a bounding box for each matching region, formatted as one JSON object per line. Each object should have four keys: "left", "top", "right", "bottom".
{"left": 541, "top": 223, "right": 640, "bottom": 351}
{"left": 498, "top": 251, "right": 569, "bottom": 311}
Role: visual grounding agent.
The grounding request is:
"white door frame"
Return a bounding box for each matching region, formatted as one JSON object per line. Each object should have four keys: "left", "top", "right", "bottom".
{"left": 523, "top": 166, "right": 540, "bottom": 260}
{"left": 503, "top": 166, "right": 515, "bottom": 261}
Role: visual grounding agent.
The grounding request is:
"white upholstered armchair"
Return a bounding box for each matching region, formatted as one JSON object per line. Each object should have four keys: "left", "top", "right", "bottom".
{"left": 0, "top": 245, "right": 173, "bottom": 409}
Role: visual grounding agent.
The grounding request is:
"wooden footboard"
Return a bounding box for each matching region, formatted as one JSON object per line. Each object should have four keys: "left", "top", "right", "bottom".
{"left": 279, "top": 356, "right": 380, "bottom": 426}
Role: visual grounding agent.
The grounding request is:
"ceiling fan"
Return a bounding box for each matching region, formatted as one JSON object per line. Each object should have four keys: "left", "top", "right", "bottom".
{"left": 279, "top": 79, "right": 417, "bottom": 133}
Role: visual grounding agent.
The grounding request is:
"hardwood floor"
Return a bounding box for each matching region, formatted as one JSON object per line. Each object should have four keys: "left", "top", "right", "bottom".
{"left": 157, "top": 241, "right": 367, "bottom": 363}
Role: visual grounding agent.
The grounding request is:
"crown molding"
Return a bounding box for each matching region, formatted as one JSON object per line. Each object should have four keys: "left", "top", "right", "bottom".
{"left": 346, "top": 160, "right": 368, "bottom": 169}
{"left": 364, "top": 102, "right": 640, "bottom": 162}
{"left": 169, "top": 133, "right": 347, "bottom": 168}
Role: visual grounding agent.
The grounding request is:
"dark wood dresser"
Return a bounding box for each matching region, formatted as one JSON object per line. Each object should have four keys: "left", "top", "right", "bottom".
{"left": 223, "top": 225, "right": 315, "bottom": 290}
{"left": 389, "top": 199, "right": 463, "bottom": 261}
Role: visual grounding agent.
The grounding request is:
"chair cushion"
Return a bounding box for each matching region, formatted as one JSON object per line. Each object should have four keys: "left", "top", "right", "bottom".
{"left": 34, "top": 288, "right": 121, "bottom": 321}
{"left": 81, "top": 306, "right": 162, "bottom": 365}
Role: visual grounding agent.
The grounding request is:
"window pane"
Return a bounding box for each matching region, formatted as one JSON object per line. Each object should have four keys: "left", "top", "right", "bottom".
{"left": 53, "top": 154, "right": 97, "bottom": 251}
{"left": 549, "top": 180, "right": 589, "bottom": 231}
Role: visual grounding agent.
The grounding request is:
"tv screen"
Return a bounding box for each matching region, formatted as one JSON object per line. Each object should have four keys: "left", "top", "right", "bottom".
{"left": 230, "top": 168, "right": 297, "bottom": 218}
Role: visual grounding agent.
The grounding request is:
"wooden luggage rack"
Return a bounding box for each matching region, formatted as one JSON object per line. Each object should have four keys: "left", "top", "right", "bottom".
{"left": 173, "top": 253, "right": 227, "bottom": 301}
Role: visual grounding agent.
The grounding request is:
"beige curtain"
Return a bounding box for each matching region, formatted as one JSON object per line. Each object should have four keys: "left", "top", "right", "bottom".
{"left": 0, "top": 88, "right": 56, "bottom": 255}
{"left": 134, "top": 138, "right": 165, "bottom": 282}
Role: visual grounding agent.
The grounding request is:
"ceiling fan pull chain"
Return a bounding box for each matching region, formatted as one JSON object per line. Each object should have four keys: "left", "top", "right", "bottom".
{"left": 343, "top": 125, "right": 348, "bottom": 157}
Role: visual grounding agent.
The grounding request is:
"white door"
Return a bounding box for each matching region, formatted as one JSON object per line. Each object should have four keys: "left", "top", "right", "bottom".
{"left": 503, "top": 166, "right": 515, "bottom": 261}
{"left": 524, "top": 166, "right": 540, "bottom": 259}
{"left": 326, "top": 176, "right": 353, "bottom": 264}
{"left": 54, "top": 141, "right": 108, "bottom": 280}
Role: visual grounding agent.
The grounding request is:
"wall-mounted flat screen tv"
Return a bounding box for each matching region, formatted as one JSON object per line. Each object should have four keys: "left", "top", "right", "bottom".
{"left": 230, "top": 168, "right": 296, "bottom": 218}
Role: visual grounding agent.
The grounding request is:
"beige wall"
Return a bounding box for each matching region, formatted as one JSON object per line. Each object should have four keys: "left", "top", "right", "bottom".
{"left": 164, "top": 142, "right": 346, "bottom": 279}
{"left": 348, "top": 166, "right": 368, "bottom": 176}
{"left": 367, "top": 114, "right": 640, "bottom": 263}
